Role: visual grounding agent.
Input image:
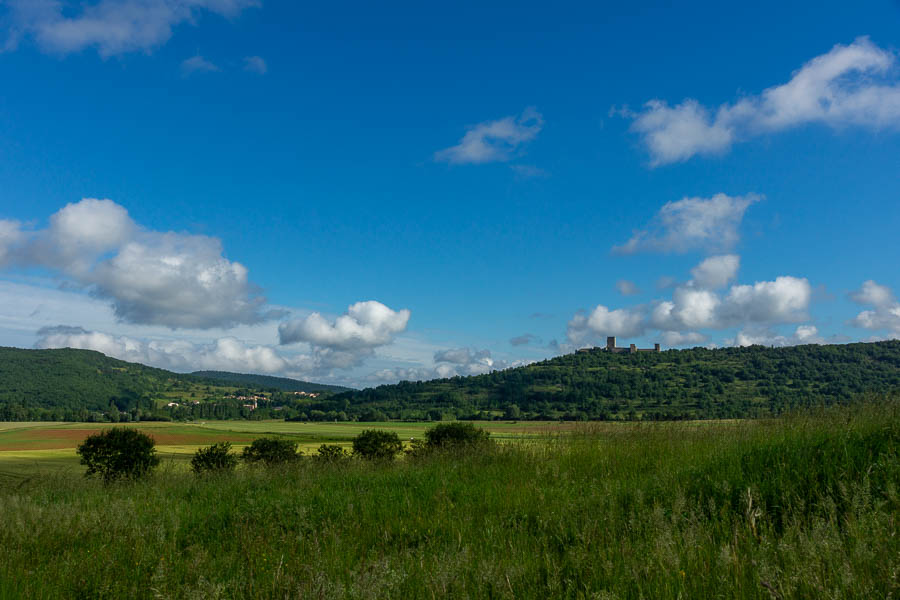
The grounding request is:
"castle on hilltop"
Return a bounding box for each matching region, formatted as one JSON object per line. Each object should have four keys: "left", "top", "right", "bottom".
{"left": 577, "top": 336, "right": 660, "bottom": 354}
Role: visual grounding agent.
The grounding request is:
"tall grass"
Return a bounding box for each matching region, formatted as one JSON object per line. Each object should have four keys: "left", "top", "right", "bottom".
{"left": 1, "top": 401, "right": 898, "bottom": 599}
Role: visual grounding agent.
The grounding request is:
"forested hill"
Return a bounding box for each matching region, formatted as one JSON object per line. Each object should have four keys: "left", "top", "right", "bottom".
{"left": 190, "top": 371, "right": 350, "bottom": 393}
{"left": 0, "top": 347, "right": 343, "bottom": 422}
{"left": 0, "top": 347, "right": 191, "bottom": 418}
{"left": 330, "top": 341, "right": 900, "bottom": 421}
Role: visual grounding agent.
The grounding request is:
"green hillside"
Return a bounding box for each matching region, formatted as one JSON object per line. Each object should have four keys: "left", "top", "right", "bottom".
{"left": 0, "top": 348, "right": 340, "bottom": 422}
{"left": 191, "top": 371, "right": 351, "bottom": 393}
{"left": 3, "top": 342, "right": 900, "bottom": 423}
{"left": 329, "top": 341, "right": 900, "bottom": 420}
{"left": 0, "top": 347, "right": 189, "bottom": 420}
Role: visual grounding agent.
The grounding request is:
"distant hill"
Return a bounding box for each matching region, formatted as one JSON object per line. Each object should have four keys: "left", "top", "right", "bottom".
{"left": 3, "top": 342, "right": 900, "bottom": 423}
{"left": 190, "top": 371, "right": 351, "bottom": 393}
{"left": 326, "top": 341, "right": 900, "bottom": 421}
{"left": 0, "top": 347, "right": 189, "bottom": 419}
{"left": 0, "top": 347, "right": 345, "bottom": 421}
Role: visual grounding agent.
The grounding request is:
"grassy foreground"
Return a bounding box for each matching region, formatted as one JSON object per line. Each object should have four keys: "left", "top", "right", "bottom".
{"left": 1, "top": 403, "right": 899, "bottom": 599}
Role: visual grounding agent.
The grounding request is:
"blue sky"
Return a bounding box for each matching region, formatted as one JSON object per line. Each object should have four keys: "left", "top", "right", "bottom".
{"left": 1, "top": 0, "right": 899, "bottom": 386}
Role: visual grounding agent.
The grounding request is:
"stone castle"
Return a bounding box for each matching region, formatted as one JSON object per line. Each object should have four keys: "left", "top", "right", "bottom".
{"left": 577, "top": 336, "right": 660, "bottom": 354}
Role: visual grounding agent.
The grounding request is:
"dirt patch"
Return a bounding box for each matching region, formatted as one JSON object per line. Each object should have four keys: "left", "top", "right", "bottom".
{"left": 0, "top": 428, "right": 257, "bottom": 451}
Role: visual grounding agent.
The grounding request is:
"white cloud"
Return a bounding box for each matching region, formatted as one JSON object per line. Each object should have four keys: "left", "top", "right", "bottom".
{"left": 279, "top": 301, "right": 410, "bottom": 349}
{"left": 849, "top": 280, "right": 900, "bottom": 338}
{"left": 0, "top": 219, "right": 24, "bottom": 267}
{"left": 615, "top": 279, "right": 641, "bottom": 296}
{"left": 243, "top": 55, "right": 267, "bottom": 74}
{"left": 627, "top": 37, "right": 900, "bottom": 165}
{"left": 660, "top": 331, "right": 708, "bottom": 347}
{"left": 569, "top": 256, "right": 812, "bottom": 346}
{"left": 434, "top": 107, "right": 543, "bottom": 165}
{"left": 690, "top": 254, "right": 739, "bottom": 289}
{"left": 3, "top": 0, "right": 259, "bottom": 57}
{"left": 721, "top": 277, "right": 812, "bottom": 324}
{"left": 630, "top": 99, "right": 735, "bottom": 165}
{"left": 1, "top": 198, "right": 268, "bottom": 329}
{"left": 35, "top": 325, "right": 290, "bottom": 374}
{"left": 365, "top": 346, "right": 531, "bottom": 383}
{"left": 614, "top": 193, "right": 760, "bottom": 255}
{"left": 728, "top": 324, "right": 824, "bottom": 348}
{"left": 567, "top": 305, "right": 645, "bottom": 344}
{"left": 91, "top": 232, "right": 264, "bottom": 328}
{"left": 181, "top": 54, "right": 219, "bottom": 77}
{"left": 651, "top": 287, "right": 721, "bottom": 330}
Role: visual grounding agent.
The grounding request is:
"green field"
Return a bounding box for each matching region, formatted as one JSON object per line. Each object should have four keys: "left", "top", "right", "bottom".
{"left": 0, "top": 420, "right": 571, "bottom": 479}
{"left": 1, "top": 403, "right": 898, "bottom": 598}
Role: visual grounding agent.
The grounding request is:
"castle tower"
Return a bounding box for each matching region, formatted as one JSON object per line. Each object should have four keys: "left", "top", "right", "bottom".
{"left": 607, "top": 336, "right": 616, "bottom": 350}
{"left": 654, "top": 343, "right": 661, "bottom": 352}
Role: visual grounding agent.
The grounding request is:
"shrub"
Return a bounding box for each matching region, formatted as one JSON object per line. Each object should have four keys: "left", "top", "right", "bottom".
{"left": 76, "top": 428, "right": 160, "bottom": 482}
{"left": 191, "top": 442, "right": 238, "bottom": 475}
{"left": 425, "top": 422, "right": 491, "bottom": 450}
{"left": 404, "top": 438, "right": 428, "bottom": 458}
{"left": 241, "top": 437, "right": 299, "bottom": 465}
{"left": 315, "top": 444, "right": 350, "bottom": 462}
{"left": 352, "top": 429, "right": 403, "bottom": 460}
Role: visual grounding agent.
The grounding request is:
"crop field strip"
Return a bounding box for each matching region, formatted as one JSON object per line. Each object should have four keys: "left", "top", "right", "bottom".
{"left": 0, "top": 420, "right": 582, "bottom": 479}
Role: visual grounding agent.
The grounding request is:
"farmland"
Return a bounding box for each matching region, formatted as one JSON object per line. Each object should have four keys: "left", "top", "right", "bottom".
{"left": 1, "top": 401, "right": 899, "bottom": 598}
{"left": 0, "top": 419, "right": 570, "bottom": 479}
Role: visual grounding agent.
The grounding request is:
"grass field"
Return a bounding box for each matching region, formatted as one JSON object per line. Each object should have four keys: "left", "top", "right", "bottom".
{"left": 0, "top": 420, "right": 573, "bottom": 479}
{"left": 1, "top": 405, "right": 897, "bottom": 598}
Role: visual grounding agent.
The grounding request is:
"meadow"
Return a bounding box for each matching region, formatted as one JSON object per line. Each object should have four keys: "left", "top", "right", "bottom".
{"left": 0, "top": 404, "right": 898, "bottom": 598}
{"left": 0, "top": 420, "right": 569, "bottom": 480}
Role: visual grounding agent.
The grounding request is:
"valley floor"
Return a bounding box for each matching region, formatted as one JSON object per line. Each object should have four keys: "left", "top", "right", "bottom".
{"left": 0, "top": 406, "right": 898, "bottom": 598}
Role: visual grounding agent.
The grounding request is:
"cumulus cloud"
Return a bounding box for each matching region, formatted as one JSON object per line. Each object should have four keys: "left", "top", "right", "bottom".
{"left": 568, "top": 256, "right": 812, "bottom": 346}
{"left": 614, "top": 193, "right": 760, "bottom": 255}
{"left": 243, "top": 55, "right": 267, "bottom": 74}
{"left": 849, "top": 280, "right": 900, "bottom": 338}
{"left": 690, "top": 254, "right": 740, "bottom": 289}
{"left": 35, "top": 325, "right": 292, "bottom": 374}
{"left": 181, "top": 54, "right": 219, "bottom": 77}
{"left": 434, "top": 107, "right": 543, "bottom": 164}
{"left": 0, "top": 219, "right": 24, "bottom": 267}
{"left": 615, "top": 279, "right": 641, "bottom": 296}
{"left": 277, "top": 300, "right": 411, "bottom": 371}
{"left": 365, "top": 347, "right": 529, "bottom": 383}
{"left": 568, "top": 305, "right": 645, "bottom": 345}
{"left": 2, "top": 0, "right": 259, "bottom": 57}
{"left": 279, "top": 301, "right": 410, "bottom": 349}
{"left": 629, "top": 99, "right": 735, "bottom": 165}
{"left": 728, "top": 325, "right": 824, "bottom": 348}
{"left": 433, "top": 347, "right": 524, "bottom": 377}
{"left": 627, "top": 37, "right": 900, "bottom": 165}
{"left": 660, "top": 331, "right": 708, "bottom": 347}
{"left": 0, "top": 198, "right": 267, "bottom": 329}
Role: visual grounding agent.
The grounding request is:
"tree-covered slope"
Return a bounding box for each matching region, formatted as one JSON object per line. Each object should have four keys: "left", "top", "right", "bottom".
{"left": 190, "top": 371, "right": 350, "bottom": 393}
{"left": 330, "top": 341, "right": 900, "bottom": 420}
{"left": 0, "top": 347, "right": 185, "bottom": 418}
{"left": 0, "top": 348, "right": 343, "bottom": 421}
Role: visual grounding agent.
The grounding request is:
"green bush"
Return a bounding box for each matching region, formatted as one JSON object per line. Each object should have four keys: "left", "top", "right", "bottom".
{"left": 315, "top": 444, "right": 350, "bottom": 462}
{"left": 191, "top": 442, "right": 238, "bottom": 474}
{"left": 76, "top": 428, "right": 160, "bottom": 482}
{"left": 425, "top": 422, "right": 491, "bottom": 450}
{"left": 352, "top": 429, "right": 403, "bottom": 460}
{"left": 241, "top": 437, "right": 299, "bottom": 465}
